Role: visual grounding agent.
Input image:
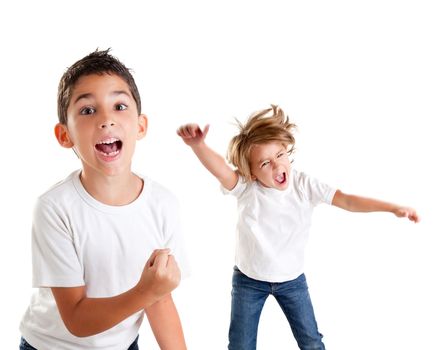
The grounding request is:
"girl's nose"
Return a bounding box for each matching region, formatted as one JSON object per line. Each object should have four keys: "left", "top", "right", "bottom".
{"left": 271, "top": 160, "right": 279, "bottom": 169}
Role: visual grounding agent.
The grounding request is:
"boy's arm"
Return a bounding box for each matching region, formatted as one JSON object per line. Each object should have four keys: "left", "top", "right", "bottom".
{"left": 177, "top": 124, "right": 238, "bottom": 190}
{"left": 332, "top": 190, "right": 420, "bottom": 223}
{"left": 145, "top": 293, "right": 187, "bottom": 350}
{"left": 51, "top": 249, "right": 180, "bottom": 337}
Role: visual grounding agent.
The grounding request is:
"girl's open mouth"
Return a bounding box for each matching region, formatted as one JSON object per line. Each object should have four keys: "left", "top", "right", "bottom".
{"left": 275, "top": 172, "right": 287, "bottom": 185}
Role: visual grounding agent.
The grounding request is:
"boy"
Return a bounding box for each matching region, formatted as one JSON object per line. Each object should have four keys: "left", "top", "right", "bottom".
{"left": 19, "top": 49, "right": 188, "bottom": 350}
{"left": 177, "top": 105, "right": 419, "bottom": 350}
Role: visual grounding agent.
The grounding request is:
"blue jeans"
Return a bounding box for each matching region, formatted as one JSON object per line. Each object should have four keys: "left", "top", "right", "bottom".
{"left": 19, "top": 335, "right": 139, "bottom": 350}
{"left": 228, "top": 267, "right": 325, "bottom": 350}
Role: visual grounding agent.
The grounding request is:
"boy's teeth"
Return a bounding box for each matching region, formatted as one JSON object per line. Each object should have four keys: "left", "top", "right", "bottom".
{"left": 95, "top": 138, "right": 122, "bottom": 155}
{"left": 97, "top": 149, "right": 120, "bottom": 156}
{"left": 98, "top": 137, "right": 119, "bottom": 144}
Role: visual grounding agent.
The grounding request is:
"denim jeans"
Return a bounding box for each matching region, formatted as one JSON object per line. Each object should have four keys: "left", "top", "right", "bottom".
{"left": 19, "top": 335, "right": 140, "bottom": 350}
{"left": 19, "top": 338, "right": 37, "bottom": 350}
{"left": 228, "top": 267, "right": 325, "bottom": 350}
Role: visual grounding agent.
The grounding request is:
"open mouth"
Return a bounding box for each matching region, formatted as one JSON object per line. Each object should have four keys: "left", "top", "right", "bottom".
{"left": 95, "top": 137, "right": 123, "bottom": 157}
{"left": 275, "top": 172, "right": 287, "bottom": 185}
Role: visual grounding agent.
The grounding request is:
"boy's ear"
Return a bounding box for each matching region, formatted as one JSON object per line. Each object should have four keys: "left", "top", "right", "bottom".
{"left": 137, "top": 114, "right": 148, "bottom": 140}
{"left": 54, "top": 123, "right": 74, "bottom": 148}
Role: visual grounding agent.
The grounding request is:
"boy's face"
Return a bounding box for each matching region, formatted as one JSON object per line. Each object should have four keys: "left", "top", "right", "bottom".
{"left": 55, "top": 73, "right": 147, "bottom": 178}
{"left": 249, "top": 141, "right": 291, "bottom": 190}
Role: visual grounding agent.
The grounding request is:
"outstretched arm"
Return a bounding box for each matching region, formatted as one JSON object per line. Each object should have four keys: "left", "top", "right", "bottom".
{"left": 332, "top": 190, "right": 420, "bottom": 223}
{"left": 145, "top": 293, "right": 187, "bottom": 350}
{"left": 177, "top": 124, "right": 238, "bottom": 190}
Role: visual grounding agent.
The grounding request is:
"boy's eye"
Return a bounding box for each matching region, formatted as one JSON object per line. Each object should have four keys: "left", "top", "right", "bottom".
{"left": 277, "top": 152, "right": 285, "bottom": 158}
{"left": 261, "top": 161, "right": 270, "bottom": 168}
{"left": 115, "top": 103, "right": 127, "bottom": 111}
{"left": 80, "top": 107, "right": 95, "bottom": 115}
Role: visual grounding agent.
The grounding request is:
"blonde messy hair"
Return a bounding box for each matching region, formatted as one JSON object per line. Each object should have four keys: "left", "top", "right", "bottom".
{"left": 227, "top": 105, "right": 297, "bottom": 182}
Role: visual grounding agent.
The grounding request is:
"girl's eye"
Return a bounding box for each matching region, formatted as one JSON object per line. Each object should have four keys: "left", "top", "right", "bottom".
{"left": 261, "top": 161, "right": 270, "bottom": 168}
{"left": 80, "top": 107, "right": 95, "bottom": 115}
{"left": 277, "top": 152, "right": 285, "bottom": 158}
{"left": 115, "top": 103, "right": 127, "bottom": 111}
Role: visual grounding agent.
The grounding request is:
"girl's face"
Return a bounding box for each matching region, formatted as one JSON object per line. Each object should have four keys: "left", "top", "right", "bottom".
{"left": 249, "top": 141, "right": 291, "bottom": 190}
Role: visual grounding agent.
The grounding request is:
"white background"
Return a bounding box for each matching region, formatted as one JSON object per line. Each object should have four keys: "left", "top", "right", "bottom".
{"left": 1, "top": 1, "right": 436, "bottom": 349}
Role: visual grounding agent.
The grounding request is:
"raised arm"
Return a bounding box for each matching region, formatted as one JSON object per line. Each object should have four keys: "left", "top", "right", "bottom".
{"left": 177, "top": 124, "right": 238, "bottom": 190}
{"left": 332, "top": 190, "right": 420, "bottom": 223}
{"left": 51, "top": 249, "right": 180, "bottom": 337}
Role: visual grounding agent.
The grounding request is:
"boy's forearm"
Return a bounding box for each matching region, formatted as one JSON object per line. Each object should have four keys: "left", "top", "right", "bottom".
{"left": 52, "top": 285, "right": 160, "bottom": 337}
{"left": 53, "top": 249, "right": 181, "bottom": 337}
{"left": 145, "top": 294, "right": 187, "bottom": 350}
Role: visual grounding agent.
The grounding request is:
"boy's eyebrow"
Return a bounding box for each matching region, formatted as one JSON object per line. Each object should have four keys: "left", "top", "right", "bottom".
{"left": 112, "top": 90, "right": 131, "bottom": 97}
{"left": 73, "top": 90, "right": 131, "bottom": 104}
{"left": 73, "top": 93, "right": 93, "bottom": 104}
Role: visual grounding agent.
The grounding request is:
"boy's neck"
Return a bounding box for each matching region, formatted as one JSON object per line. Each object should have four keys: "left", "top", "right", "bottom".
{"left": 79, "top": 169, "right": 143, "bottom": 206}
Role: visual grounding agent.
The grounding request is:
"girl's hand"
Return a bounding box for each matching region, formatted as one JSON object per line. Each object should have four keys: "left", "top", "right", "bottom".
{"left": 177, "top": 124, "right": 209, "bottom": 147}
{"left": 394, "top": 206, "right": 420, "bottom": 223}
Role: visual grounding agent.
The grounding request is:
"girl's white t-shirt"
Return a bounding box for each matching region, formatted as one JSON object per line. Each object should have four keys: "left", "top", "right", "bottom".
{"left": 222, "top": 169, "right": 336, "bottom": 283}
{"left": 20, "top": 170, "right": 189, "bottom": 350}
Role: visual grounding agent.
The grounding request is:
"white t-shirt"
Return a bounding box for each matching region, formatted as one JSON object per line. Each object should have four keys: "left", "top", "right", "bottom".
{"left": 222, "top": 169, "right": 336, "bottom": 283}
{"left": 20, "top": 170, "right": 189, "bottom": 350}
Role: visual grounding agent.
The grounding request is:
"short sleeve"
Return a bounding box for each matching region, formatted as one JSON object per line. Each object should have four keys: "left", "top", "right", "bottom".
{"left": 32, "top": 198, "right": 85, "bottom": 287}
{"left": 220, "top": 175, "right": 248, "bottom": 198}
{"left": 297, "top": 171, "right": 337, "bottom": 206}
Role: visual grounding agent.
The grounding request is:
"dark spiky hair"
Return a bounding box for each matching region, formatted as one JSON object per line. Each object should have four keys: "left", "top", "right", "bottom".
{"left": 57, "top": 48, "right": 141, "bottom": 124}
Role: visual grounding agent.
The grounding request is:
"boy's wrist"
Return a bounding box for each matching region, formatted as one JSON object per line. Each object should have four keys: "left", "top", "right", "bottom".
{"left": 133, "top": 283, "right": 160, "bottom": 308}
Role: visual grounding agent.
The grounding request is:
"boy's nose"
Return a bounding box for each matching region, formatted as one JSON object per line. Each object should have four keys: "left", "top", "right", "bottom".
{"left": 98, "top": 110, "right": 117, "bottom": 128}
{"left": 99, "top": 121, "right": 115, "bottom": 128}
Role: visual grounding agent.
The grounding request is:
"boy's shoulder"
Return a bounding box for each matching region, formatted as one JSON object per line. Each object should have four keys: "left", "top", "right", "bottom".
{"left": 137, "top": 174, "right": 180, "bottom": 210}
{"left": 37, "top": 170, "right": 79, "bottom": 204}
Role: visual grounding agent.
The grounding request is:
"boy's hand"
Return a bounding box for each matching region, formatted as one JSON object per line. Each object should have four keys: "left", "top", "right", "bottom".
{"left": 393, "top": 206, "right": 420, "bottom": 223}
{"left": 177, "top": 124, "right": 209, "bottom": 147}
{"left": 137, "top": 249, "right": 181, "bottom": 302}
